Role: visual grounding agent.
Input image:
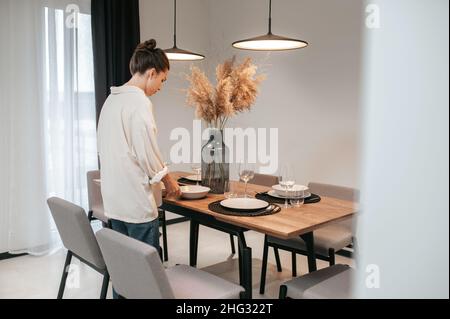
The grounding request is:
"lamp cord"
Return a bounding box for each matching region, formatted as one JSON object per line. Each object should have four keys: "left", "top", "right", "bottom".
{"left": 173, "top": 0, "right": 177, "bottom": 47}
{"left": 268, "top": 0, "right": 272, "bottom": 34}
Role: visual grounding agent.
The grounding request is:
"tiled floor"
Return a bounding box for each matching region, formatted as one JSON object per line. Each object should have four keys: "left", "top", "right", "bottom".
{"left": 0, "top": 219, "right": 353, "bottom": 299}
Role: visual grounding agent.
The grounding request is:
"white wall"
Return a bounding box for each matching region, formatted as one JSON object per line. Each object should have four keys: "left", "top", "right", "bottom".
{"left": 355, "top": 0, "right": 449, "bottom": 298}
{"left": 139, "top": 0, "right": 363, "bottom": 188}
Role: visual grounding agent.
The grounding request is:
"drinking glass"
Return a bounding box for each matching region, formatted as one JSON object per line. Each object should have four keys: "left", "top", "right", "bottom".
{"left": 290, "top": 190, "right": 305, "bottom": 208}
{"left": 239, "top": 163, "right": 255, "bottom": 198}
{"left": 191, "top": 164, "right": 201, "bottom": 185}
{"left": 224, "top": 180, "right": 238, "bottom": 199}
{"left": 278, "top": 164, "right": 295, "bottom": 208}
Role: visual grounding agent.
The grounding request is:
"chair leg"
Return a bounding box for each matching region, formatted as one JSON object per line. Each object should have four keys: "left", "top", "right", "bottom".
{"left": 57, "top": 251, "right": 73, "bottom": 299}
{"left": 329, "top": 248, "right": 336, "bottom": 266}
{"left": 100, "top": 271, "right": 110, "bottom": 299}
{"left": 229, "top": 234, "right": 236, "bottom": 254}
{"left": 259, "top": 235, "right": 269, "bottom": 295}
{"left": 189, "top": 221, "right": 199, "bottom": 267}
{"left": 291, "top": 251, "right": 297, "bottom": 277}
{"left": 279, "top": 285, "right": 288, "bottom": 299}
{"left": 158, "top": 246, "right": 163, "bottom": 261}
{"left": 274, "top": 247, "right": 282, "bottom": 272}
{"left": 160, "top": 209, "right": 169, "bottom": 262}
{"left": 87, "top": 211, "right": 94, "bottom": 222}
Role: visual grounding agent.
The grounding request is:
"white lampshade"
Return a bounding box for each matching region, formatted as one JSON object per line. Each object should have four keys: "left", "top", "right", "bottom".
{"left": 164, "top": 0, "right": 205, "bottom": 61}
{"left": 233, "top": 0, "right": 308, "bottom": 52}
{"left": 232, "top": 33, "right": 308, "bottom": 51}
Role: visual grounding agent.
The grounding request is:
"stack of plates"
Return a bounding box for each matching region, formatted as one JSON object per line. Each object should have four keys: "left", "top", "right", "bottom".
{"left": 220, "top": 198, "right": 269, "bottom": 211}
{"left": 270, "top": 184, "right": 311, "bottom": 199}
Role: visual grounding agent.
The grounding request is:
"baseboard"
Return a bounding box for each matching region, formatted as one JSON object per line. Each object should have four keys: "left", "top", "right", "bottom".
{"left": 0, "top": 252, "right": 28, "bottom": 261}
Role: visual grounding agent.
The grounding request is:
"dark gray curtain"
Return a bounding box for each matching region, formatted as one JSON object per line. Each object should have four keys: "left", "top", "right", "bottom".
{"left": 91, "top": 0, "right": 141, "bottom": 126}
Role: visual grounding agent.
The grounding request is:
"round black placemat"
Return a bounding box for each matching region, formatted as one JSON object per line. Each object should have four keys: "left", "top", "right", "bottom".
{"left": 255, "top": 192, "right": 321, "bottom": 205}
{"left": 209, "top": 200, "right": 282, "bottom": 217}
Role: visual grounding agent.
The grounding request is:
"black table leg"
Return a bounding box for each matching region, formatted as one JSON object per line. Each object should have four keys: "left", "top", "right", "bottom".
{"left": 190, "top": 220, "right": 199, "bottom": 267}
{"left": 300, "top": 232, "right": 317, "bottom": 272}
{"left": 237, "top": 232, "right": 252, "bottom": 299}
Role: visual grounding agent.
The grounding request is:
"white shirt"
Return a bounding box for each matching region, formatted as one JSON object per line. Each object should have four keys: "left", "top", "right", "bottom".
{"left": 97, "top": 85, "right": 168, "bottom": 224}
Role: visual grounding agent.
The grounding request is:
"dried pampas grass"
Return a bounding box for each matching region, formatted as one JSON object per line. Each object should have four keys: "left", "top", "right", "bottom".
{"left": 186, "top": 56, "right": 265, "bottom": 129}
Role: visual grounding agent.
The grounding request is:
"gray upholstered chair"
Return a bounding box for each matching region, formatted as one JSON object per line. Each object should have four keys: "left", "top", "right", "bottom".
{"left": 279, "top": 264, "right": 354, "bottom": 299}
{"left": 248, "top": 173, "right": 283, "bottom": 272}
{"left": 47, "top": 197, "right": 110, "bottom": 299}
{"left": 250, "top": 173, "right": 279, "bottom": 188}
{"left": 260, "top": 182, "right": 359, "bottom": 294}
{"left": 87, "top": 170, "right": 109, "bottom": 226}
{"left": 227, "top": 173, "right": 281, "bottom": 255}
{"left": 96, "top": 228, "right": 244, "bottom": 299}
{"left": 87, "top": 170, "right": 169, "bottom": 262}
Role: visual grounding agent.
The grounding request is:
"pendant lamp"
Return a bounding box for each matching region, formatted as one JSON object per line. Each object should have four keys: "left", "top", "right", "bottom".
{"left": 164, "top": 0, "right": 205, "bottom": 61}
{"left": 232, "top": 0, "right": 308, "bottom": 51}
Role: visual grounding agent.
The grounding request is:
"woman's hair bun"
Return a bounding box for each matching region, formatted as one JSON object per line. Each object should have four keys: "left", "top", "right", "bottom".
{"left": 130, "top": 39, "right": 170, "bottom": 75}
{"left": 140, "top": 39, "right": 157, "bottom": 51}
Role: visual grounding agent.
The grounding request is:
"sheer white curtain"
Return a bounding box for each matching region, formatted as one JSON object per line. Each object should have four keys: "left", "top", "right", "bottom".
{"left": 0, "top": 0, "right": 97, "bottom": 255}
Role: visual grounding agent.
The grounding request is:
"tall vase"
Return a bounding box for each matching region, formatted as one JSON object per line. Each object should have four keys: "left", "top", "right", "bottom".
{"left": 201, "top": 128, "right": 229, "bottom": 194}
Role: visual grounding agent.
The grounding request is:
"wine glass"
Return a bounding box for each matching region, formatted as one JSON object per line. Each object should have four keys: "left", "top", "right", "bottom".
{"left": 278, "top": 164, "right": 295, "bottom": 208}
{"left": 191, "top": 164, "right": 201, "bottom": 185}
{"left": 239, "top": 163, "right": 255, "bottom": 198}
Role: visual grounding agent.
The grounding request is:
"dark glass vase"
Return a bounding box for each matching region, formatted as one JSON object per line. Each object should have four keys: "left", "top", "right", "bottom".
{"left": 201, "top": 128, "right": 229, "bottom": 194}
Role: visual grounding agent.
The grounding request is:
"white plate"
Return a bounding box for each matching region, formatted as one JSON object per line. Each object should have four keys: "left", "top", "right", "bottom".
{"left": 220, "top": 198, "right": 269, "bottom": 211}
{"left": 267, "top": 190, "right": 311, "bottom": 199}
{"left": 180, "top": 185, "right": 210, "bottom": 199}
{"left": 185, "top": 175, "right": 202, "bottom": 182}
{"left": 272, "top": 184, "right": 309, "bottom": 197}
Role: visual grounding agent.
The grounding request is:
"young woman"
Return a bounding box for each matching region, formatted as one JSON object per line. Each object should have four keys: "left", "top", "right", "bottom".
{"left": 97, "top": 39, "right": 181, "bottom": 253}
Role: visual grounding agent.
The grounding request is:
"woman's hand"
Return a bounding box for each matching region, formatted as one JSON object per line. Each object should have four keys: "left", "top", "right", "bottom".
{"left": 162, "top": 174, "right": 182, "bottom": 199}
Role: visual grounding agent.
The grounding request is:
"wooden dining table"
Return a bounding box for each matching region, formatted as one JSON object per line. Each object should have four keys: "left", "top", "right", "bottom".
{"left": 162, "top": 172, "right": 357, "bottom": 299}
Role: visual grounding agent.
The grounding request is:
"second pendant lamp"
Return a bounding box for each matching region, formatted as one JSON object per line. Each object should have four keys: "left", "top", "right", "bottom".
{"left": 232, "top": 0, "right": 308, "bottom": 51}
{"left": 164, "top": 0, "right": 205, "bottom": 61}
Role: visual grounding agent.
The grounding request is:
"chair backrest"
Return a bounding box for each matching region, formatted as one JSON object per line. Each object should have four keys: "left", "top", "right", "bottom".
{"left": 250, "top": 173, "right": 279, "bottom": 187}
{"left": 308, "top": 182, "right": 359, "bottom": 202}
{"left": 47, "top": 197, "right": 105, "bottom": 270}
{"left": 307, "top": 183, "right": 359, "bottom": 234}
{"left": 87, "top": 170, "right": 102, "bottom": 211}
{"left": 87, "top": 170, "right": 162, "bottom": 209}
{"left": 96, "top": 228, "right": 175, "bottom": 299}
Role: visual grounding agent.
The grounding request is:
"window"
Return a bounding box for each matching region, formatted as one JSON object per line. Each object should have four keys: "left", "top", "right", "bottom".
{"left": 43, "top": 6, "right": 97, "bottom": 211}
